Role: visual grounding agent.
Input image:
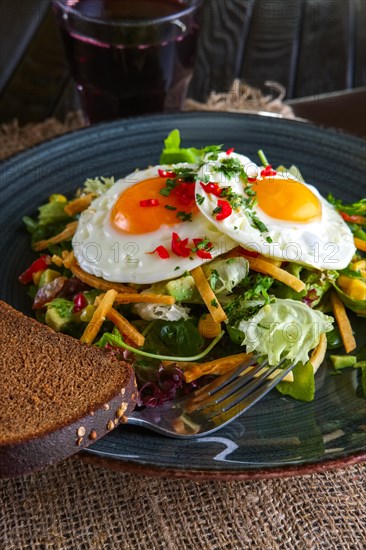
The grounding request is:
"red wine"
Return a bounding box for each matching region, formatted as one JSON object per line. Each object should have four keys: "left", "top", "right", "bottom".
{"left": 54, "top": 0, "right": 201, "bottom": 123}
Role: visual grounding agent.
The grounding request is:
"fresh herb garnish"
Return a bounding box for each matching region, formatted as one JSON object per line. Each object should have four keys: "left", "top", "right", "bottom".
{"left": 212, "top": 205, "right": 222, "bottom": 215}
{"left": 176, "top": 211, "right": 192, "bottom": 222}
{"left": 217, "top": 157, "right": 248, "bottom": 181}
{"left": 196, "top": 194, "right": 205, "bottom": 205}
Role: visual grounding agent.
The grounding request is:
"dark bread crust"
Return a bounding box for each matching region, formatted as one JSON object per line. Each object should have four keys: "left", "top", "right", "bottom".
{"left": 0, "top": 300, "right": 137, "bottom": 478}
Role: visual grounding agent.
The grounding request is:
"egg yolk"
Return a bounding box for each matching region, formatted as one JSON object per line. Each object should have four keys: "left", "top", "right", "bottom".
{"left": 253, "top": 178, "right": 322, "bottom": 222}
{"left": 111, "top": 176, "right": 197, "bottom": 234}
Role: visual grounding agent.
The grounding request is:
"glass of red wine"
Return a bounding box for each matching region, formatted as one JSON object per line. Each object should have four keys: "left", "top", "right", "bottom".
{"left": 52, "top": 0, "right": 203, "bottom": 124}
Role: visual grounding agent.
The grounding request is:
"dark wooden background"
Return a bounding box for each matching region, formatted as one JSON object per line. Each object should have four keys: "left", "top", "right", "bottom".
{"left": 0, "top": 0, "right": 365, "bottom": 125}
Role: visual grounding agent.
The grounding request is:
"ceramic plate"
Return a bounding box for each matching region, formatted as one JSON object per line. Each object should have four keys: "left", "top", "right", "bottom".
{"left": 1, "top": 113, "right": 365, "bottom": 479}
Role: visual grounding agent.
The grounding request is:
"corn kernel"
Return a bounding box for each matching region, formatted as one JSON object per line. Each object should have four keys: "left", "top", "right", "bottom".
{"left": 337, "top": 275, "right": 352, "bottom": 290}
{"left": 347, "top": 279, "right": 366, "bottom": 301}
{"left": 49, "top": 194, "right": 67, "bottom": 203}
{"left": 351, "top": 259, "right": 366, "bottom": 272}
{"left": 51, "top": 254, "right": 63, "bottom": 267}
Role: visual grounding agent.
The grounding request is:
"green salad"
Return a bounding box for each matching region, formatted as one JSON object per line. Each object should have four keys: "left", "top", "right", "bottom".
{"left": 19, "top": 130, "right": 366, "bottom": 406}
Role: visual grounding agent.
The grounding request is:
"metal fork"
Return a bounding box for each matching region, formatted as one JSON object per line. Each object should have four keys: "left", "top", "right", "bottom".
{"left": 127, "top": 356, "right": 296, "bottom": 438}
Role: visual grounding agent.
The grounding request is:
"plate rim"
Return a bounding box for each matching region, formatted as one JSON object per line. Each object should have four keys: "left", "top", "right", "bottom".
{"left": 1, "top": 111, "right": 365, "bottom": 479}
{"left": 79, "top": 449, "right": 366, "bottom": 480}
{"left": 1, "top": 111, "right": 365, "bottom": 169}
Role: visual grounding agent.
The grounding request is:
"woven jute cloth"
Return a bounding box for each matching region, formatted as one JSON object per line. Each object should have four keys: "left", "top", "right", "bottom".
{"left": 1, "top": 100, "right": 366, "bottom": 550}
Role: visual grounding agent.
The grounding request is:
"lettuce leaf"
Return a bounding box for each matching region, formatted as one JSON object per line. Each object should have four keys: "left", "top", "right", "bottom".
{"left": 327, "top": 195, "right": 366, "bottom": 216}
{"left": 38, "top": 201, "right": 70, "bottom": 226}
{"left": 131, "top": 302, "right": 190, "bottom": 321}
{"left": 82, "top": 176, "right": 114, "bottom": 196}
{"left": 273, "top": 265, "right": 334, "bottom": 308}
{"left": 202, "top": 257, "right": 249, "bottom": 294}
{"left": 276, "top": 360, "right": 315, "bottom": 402}
{"left": 159, "top": 129, "right": 222, "bottom": 165}
{"left": 238, "top": 298, "right": 333, "bottom": 366}
{"left": 159, "top": 319, "right": 204, "bottom": 356}
{"left": 159, "top": 129, "right": 201, "bottom": 164}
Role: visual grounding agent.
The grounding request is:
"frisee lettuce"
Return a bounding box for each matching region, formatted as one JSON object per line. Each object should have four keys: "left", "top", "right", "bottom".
{"left": 202, "top": 256, "right": 249, "bottom": 294}
{"left": 237, "top": 298, "right": 333, "bottom": 366}
{"left": 82, "top": 176, "right": 115, "bottom": 195}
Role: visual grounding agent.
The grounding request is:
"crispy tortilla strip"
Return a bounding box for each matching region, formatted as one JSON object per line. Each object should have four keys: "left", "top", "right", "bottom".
{"left": 309, "top": 333, "right": 327, "bottom": 374}
{"left": 69, "top": 263, "right": 131, "bottom": 294}
{"left": 80, "top": 289, "right": 117, "bottom": 344}
{"left": 33, "top": 222, "right": 78, "bottom": 252}
{"left": 173, "top": 353, "right": 294, "bottom": 384}
{"left": 64, "top": 193, "right": 94, "bottom": 216}
{"left": 62, "top": 250, "right": 75, "bottom": 268}
{"left": 115, "top": 293, "right": 175, "bottom": 305}
{"left": 330, "top": 291, "right": 356, "bottom": 353}
{"left": 354, "top": 237, "right": 366, "bottom": 252}
{"left": 190, "top": 266, "right": 227, "bottom": 323}
{"left": 107, "top": 307, "right": 145, "bottom": 347}
{"left": 257, "top": 254, "right": 282, "bottom": 267}
{"left": 243, "top": 255, "right": 306, "bottom": 293}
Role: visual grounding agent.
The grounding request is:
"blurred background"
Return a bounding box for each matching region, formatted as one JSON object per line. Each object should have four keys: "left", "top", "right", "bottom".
{"left": 0, "top": 0, "right": 365, "bottom": 125}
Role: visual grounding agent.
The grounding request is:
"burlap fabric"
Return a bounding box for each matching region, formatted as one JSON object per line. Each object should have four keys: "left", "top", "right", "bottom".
{"left": 1, "top": 103, "right": 366, "bottom": 549}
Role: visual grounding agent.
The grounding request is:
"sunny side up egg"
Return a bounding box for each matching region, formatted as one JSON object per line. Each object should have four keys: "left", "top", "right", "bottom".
{"left": 72, "top": 165, "right": 237, "bottom": 284}
{"left": 196, "top": 152, "right": 356, "bottom": 270}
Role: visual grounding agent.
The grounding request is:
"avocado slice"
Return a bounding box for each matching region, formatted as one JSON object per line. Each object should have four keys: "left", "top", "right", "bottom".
{"left": 45, "top": 299, "right": 74, "bottom": 332}
{"left": 330, "top": 355, "right": 357, "bottom": 370}
{"left": 39, "top": 269, "right": 61, "bottom": 288}
{"left": 166, "top": 275, "right": 200, "bottom": 302}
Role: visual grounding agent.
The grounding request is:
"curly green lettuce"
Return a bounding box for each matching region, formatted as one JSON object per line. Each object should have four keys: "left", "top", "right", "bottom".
{"left": 202, "top": 256, "right": 249, "bottom": 295}
{"left": 238, "top": 298, "right": 334, "bottom": 366}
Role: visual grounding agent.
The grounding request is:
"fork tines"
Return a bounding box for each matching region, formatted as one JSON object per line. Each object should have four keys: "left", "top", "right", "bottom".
{"left": 185, "top": 356, "right": 295, "bottom": 425}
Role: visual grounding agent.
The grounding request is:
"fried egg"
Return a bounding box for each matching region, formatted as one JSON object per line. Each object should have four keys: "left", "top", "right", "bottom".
{"left": 72, "top": 165, "right": 236, "bottom": 284}
{"left": 196, "top": 152, "right": 356, "bottom": 270}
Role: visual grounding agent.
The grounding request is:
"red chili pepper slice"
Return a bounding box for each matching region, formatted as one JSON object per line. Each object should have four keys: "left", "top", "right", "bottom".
{"left": 158, "top": 169, "right": 176, "bottom": 178}
{"left": 226, "top": 147, "right": 235, "bottom": 155}
{"left": 140, "top": 199, "right": 160, "bottom": 207}
{"left": 340, "top": 212, "right": 366, "bottom": 224}
{"left": 215, "top": 199, "right": 232, "bottom": 221}
{"left": 247, "top": 176, "right": 257, "bottom": 183}
{"left": 173, "top": 182, "right": 195, "bottom": 205}
{"left": 193, "top": 238, "right": 213, "bottom": 260}
{"left": 200, "top": 181, "right": 223, "bottom": 197}
{"left": 171, "top": 232, "right": 191, "bottom": 257}
{"left": 152, "top": 245, "right": 170, "bottom": 259}
{"left": 18, "top": 255, "right": 52, "bottom": 284}
{"left": 260, "top": 165, "right": 277, "bottom": 177}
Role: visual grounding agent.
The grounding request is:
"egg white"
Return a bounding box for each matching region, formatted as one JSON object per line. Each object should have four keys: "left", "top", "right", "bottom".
{"left": 72, "top": 165, "right": 237, "bottom": 284}
{"left": 196, "top": 152, "right": 356, "bottom": 270}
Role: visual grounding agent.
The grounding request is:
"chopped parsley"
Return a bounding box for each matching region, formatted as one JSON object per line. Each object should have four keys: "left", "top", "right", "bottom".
{"left": 209, "top": 269, "right": 220, "bottom": 290}
{"left": 217, "top": 157, "right": 248, "bottom": 181}
{"left": 196, "top": 194, "right": 205, "bottom": 205}
{"left": 176, "top": 211, "right": 192, "bottom": 222}
{"left": 212, "top": 205, "right": 223, "bottom": 215}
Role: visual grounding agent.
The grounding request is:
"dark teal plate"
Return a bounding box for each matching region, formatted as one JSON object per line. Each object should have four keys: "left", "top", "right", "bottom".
{"left": 1, "top": 113, "right": 365, "bottom": 479}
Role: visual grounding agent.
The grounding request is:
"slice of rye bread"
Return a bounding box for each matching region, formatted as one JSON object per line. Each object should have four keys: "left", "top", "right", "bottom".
{"left": 0, "top": 300, "right": 137, "bottom": 478}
